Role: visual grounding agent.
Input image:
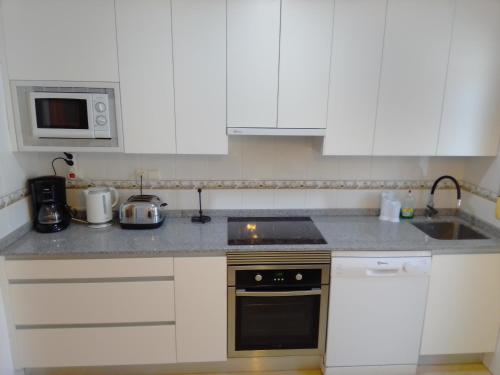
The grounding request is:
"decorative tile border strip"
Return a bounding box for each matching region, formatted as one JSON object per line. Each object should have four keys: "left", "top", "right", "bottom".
{"left": 0, "top": 179, "right": 496, "bottom": 212}
{"left": 0, "top": 187, "right": 29, "bottom": 211}
{"left": 461, "top": 180, "right": 498, "bottom": 203}
{"left": 67, "top": 179, "right": 454, "bottom": 191}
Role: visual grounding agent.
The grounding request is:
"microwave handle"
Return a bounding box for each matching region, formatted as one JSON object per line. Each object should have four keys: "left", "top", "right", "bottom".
{"left": 235, "top": 289, "right": 322, "bottom": 297}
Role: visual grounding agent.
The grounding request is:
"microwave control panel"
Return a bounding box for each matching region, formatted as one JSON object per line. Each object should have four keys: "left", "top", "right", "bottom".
{"left": 92, "top": 94, "right": 111, "bottom": 138}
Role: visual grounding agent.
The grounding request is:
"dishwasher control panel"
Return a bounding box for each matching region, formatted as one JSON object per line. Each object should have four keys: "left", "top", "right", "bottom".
{"left": 332, "top": 257, "right": 431, "bottom": 277}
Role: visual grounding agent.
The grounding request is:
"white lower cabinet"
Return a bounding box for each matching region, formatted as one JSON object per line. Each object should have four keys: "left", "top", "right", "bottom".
{"left": 174, "top": 257, "right": 227, "bottom": 363}
{"left": 3, "top": 256, "right": 228, "bottom": 369}
{"left": 4, "top": 258, "right": 177, "bottom": 368}
{"left": 420, "top": 254, "right": 500, "bottom": 355}
{"left": 16, "top": 325, "right": 176, "bottom": 368}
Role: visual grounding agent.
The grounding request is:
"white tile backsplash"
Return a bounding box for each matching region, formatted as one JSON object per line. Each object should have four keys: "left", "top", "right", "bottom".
{"left": 6, "top": 198, "right": 30, "bottom": 232}
{"left": 462, "top": 191, "right": 500, "bottom": 229}
{"left": 273, "top": 190, "right": 307, "bottom": 210}
{"left": 241, "top": 190, "right": 275, "bottom": 210}
{"left": 304, "top": 190, "right": 337, "bottom": 209}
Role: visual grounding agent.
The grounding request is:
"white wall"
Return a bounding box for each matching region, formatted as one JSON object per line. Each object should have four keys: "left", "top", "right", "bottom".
{"left": 462, "top": 148, "right": 500, "bottom": 228}
{"left": 0, "top": 65, "right": 22, "bottom": 375}
{"left": 0, "top": 65, "right": 31, "bottom": 241}
{"left": 15, "top": 137, "right": 467, "bottom": 211}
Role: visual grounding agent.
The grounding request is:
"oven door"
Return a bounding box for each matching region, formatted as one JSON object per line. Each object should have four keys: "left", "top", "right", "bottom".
{"left": 30, "top": 92, "right": 95, "bottom": 139}
{"left": 228, "top": 286, "right": 329, "bottom": 357}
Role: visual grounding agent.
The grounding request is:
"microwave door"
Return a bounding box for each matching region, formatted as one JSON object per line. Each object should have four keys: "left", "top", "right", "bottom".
{"left": 30, "top": 92, "right": 95, "bottom": 139}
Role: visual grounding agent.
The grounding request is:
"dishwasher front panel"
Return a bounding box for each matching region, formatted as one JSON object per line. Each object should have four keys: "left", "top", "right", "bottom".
{"left": 325, "top": 257, "right": 431, "bottom": 367}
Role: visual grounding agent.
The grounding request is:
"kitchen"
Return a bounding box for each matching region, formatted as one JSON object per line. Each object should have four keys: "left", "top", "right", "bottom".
{"left": 0, "top": 1, "right": 500, "bottom": 375}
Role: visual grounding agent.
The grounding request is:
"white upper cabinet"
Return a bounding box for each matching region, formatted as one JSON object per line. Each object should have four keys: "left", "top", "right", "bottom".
{"left": 373, "top": 0, "right": 455, "bottom": 156}
{"left": 323, "top": 0, "right": 387, "bottom": 155}
{"left": 437, "top": 0, "right": 500, "bottom": 156}
{"left": 1, "top": 0, "right": 119, "bottom": 82}
{"left": 116, "top": 0, "right": 176, "bottom": 154}
{"left": 277, "top": 0, "right": 334, "bottom": 129}
{"left": 227, "top": 0, "right": 280, "bottom": 128}
{"left": 172, "top": 0, "right": 227, "bottom": 155}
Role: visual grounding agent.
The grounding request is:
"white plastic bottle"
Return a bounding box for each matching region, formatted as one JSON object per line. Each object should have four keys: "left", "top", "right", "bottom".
{"left": 401, "top": 190, "right": 416, "bottom": 219}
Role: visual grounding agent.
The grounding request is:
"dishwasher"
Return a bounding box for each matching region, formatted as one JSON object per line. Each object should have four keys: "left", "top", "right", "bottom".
{"left": 325, "top": 256, "right": 431, "bottom": 375}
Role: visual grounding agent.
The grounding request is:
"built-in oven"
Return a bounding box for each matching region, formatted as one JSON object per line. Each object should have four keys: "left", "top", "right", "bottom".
{"left": 227, "top": 252, "right": 330, "bottom": 358}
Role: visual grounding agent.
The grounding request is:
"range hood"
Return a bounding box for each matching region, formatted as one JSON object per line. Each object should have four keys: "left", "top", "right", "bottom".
{"left": 227, "top": 127, "right": 326, "bottom": 137}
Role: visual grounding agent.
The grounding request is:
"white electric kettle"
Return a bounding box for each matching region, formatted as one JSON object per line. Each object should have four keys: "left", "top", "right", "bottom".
{"left": 83, "top": 187, "right": 119, "bottom": 228}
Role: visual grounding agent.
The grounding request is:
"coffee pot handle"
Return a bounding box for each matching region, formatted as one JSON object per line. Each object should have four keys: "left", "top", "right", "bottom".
{"left": 109, "top": 187, "right": 119, "bottom": 208}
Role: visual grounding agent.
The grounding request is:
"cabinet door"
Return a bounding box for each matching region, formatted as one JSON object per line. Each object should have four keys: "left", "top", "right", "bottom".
{"left": 373, "top": 0, "right": 455, "bottom": 156}
{"left": 116, "top": 0, "right": 176, "bottom": 154}
{"left": 277, "top": 0, "right": 334, "bottom": 129}
{"left": 437, "top": 0, "right": 500, "bottom": 156}
{"left": 420, "top": 254, "right": 500, "bottom": 355}
{"left": 16, "top": 325, "right": 176, "bottom": 368}
{"left": 323, "top": 0, "right": 387, "bottom": 155}
{"left": 172, "top": 0, "right": 227, "bottom": 155}
{"left": 2, "top": 0, "right": 118, "bottom": 82}
{"left": 174, "top": 257, "right": 227, "bottom": 363}
{"left": 227, "top": 0, "right": 280, "bottom": 128}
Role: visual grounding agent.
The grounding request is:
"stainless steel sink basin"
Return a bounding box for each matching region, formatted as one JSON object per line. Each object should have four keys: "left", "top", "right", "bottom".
{"left": 412, "top": 221, "right": 489, "bottom": 240}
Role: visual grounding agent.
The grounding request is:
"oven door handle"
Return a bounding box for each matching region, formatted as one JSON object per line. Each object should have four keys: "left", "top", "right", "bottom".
{"left": 235, "top": 289, "right": 322, "bottom": 297}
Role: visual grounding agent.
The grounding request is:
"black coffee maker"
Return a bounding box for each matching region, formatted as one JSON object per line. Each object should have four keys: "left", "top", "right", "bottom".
{"left": 29, "top": 176, "right": 71, "bottom": 233}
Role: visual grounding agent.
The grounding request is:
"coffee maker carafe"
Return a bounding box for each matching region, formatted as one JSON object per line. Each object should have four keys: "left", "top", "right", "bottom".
{"left": 29, "top": 176, "right": 71, "bottom": 233}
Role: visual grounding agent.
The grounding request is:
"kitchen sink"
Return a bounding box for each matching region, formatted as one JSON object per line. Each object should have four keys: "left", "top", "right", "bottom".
{"left": 412, "top": 221, "right": 489, "bottom": 240}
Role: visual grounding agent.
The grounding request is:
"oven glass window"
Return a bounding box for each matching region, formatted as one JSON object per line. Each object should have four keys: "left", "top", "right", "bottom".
{"left": 35, "top": 98, "right": 89, "bottom": 130}
{"left": 235, "top": 295, "right": 320, "bottom": 351}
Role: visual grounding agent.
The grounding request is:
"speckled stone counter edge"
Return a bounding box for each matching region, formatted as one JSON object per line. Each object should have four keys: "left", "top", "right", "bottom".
{"left": 0, "top": 223, "right": 31, "bottom": 252}
{"left": 2, "top": 209, "right": 499, "bottom": 259}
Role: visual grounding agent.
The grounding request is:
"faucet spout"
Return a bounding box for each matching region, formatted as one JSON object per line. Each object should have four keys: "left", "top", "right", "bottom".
{"left": 426, "top": 175, "right": 462, "bottom": 218}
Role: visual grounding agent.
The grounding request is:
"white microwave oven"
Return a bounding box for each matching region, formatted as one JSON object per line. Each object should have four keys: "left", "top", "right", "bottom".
{"left": 30, "top": 91, "right": 111, "bottom": 139}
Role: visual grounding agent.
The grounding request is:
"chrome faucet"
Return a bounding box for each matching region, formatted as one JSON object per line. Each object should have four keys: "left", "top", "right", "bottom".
{"left": 426, "top": 175, "right": 462, "bottom": 218}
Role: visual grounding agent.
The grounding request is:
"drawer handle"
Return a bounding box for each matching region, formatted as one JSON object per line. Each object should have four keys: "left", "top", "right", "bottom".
{"left": 9, "top": 276, "right": 174, "bottom": 284}
{"left": 16, "top": 321, "right": 175, "bottom": 330}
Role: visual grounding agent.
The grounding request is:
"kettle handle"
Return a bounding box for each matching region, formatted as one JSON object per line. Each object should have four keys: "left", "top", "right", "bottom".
{"left": 109, "top": 187, "right": 119, "bottom": 208}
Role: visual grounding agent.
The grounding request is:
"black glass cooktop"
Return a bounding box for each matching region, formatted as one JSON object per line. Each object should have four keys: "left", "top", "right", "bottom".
{"left": 228, "top": 217, "right": 327, "bottom": 245}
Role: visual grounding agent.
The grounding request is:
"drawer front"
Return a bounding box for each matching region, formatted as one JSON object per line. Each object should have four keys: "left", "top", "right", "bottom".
{"left": 15, "top": 325, "right": 176, "bottom": 368}
{"left": 9, "top": 281, "right": 175, "bottom": 325}
{"left": 5, "top": 258, "right": 174, "bottom": 280}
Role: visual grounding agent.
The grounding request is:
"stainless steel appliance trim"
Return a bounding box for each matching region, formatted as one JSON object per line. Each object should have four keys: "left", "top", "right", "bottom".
{"left": 227, "top": 284, "right": 330, "bottom": 358}
{"left": 8, "top": 276, "right": 174, "bottom": 284}
{"left": 16, "top": 321, "right": 175, "bottom": 330}
{"left": 227, "top": 264, "right": 330, "bottom": 286}
{"left": 235, "top": 289, "right": 322, "bottom": 297}
{"left": 227, "top": 251, "right": 331, "bottom": 266}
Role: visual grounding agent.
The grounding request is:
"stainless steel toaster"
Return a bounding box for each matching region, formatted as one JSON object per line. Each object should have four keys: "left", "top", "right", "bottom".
{"left": 119, "top": 195, "right": 167, "bottom": 229}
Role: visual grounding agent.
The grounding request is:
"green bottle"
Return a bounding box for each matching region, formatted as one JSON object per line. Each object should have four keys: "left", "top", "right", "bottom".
{"left": 401, "top": 190, "right": 416, "bottom": 219}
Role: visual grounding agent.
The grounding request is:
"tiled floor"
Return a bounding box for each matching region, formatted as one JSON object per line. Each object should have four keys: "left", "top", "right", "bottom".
{"left": 176, "top": 364, "right": 491, "bottom": 375}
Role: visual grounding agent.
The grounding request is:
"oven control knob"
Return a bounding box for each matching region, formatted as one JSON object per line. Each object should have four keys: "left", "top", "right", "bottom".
{"left": 96, "top": 115, "right": 108, "bottom": 126}
{"left": 255, "top": 274, "right": 263, "bottom": 282}
{"left": 95, "top": 102, "right": 107, "bottom": 113}
{"left": 295, "top": 273, "right": 303, "bottom": 281}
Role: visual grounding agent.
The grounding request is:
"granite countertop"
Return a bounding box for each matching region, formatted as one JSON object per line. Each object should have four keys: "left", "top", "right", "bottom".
{"left": 2, "top": 211, "right": 500, "bottom": 258}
